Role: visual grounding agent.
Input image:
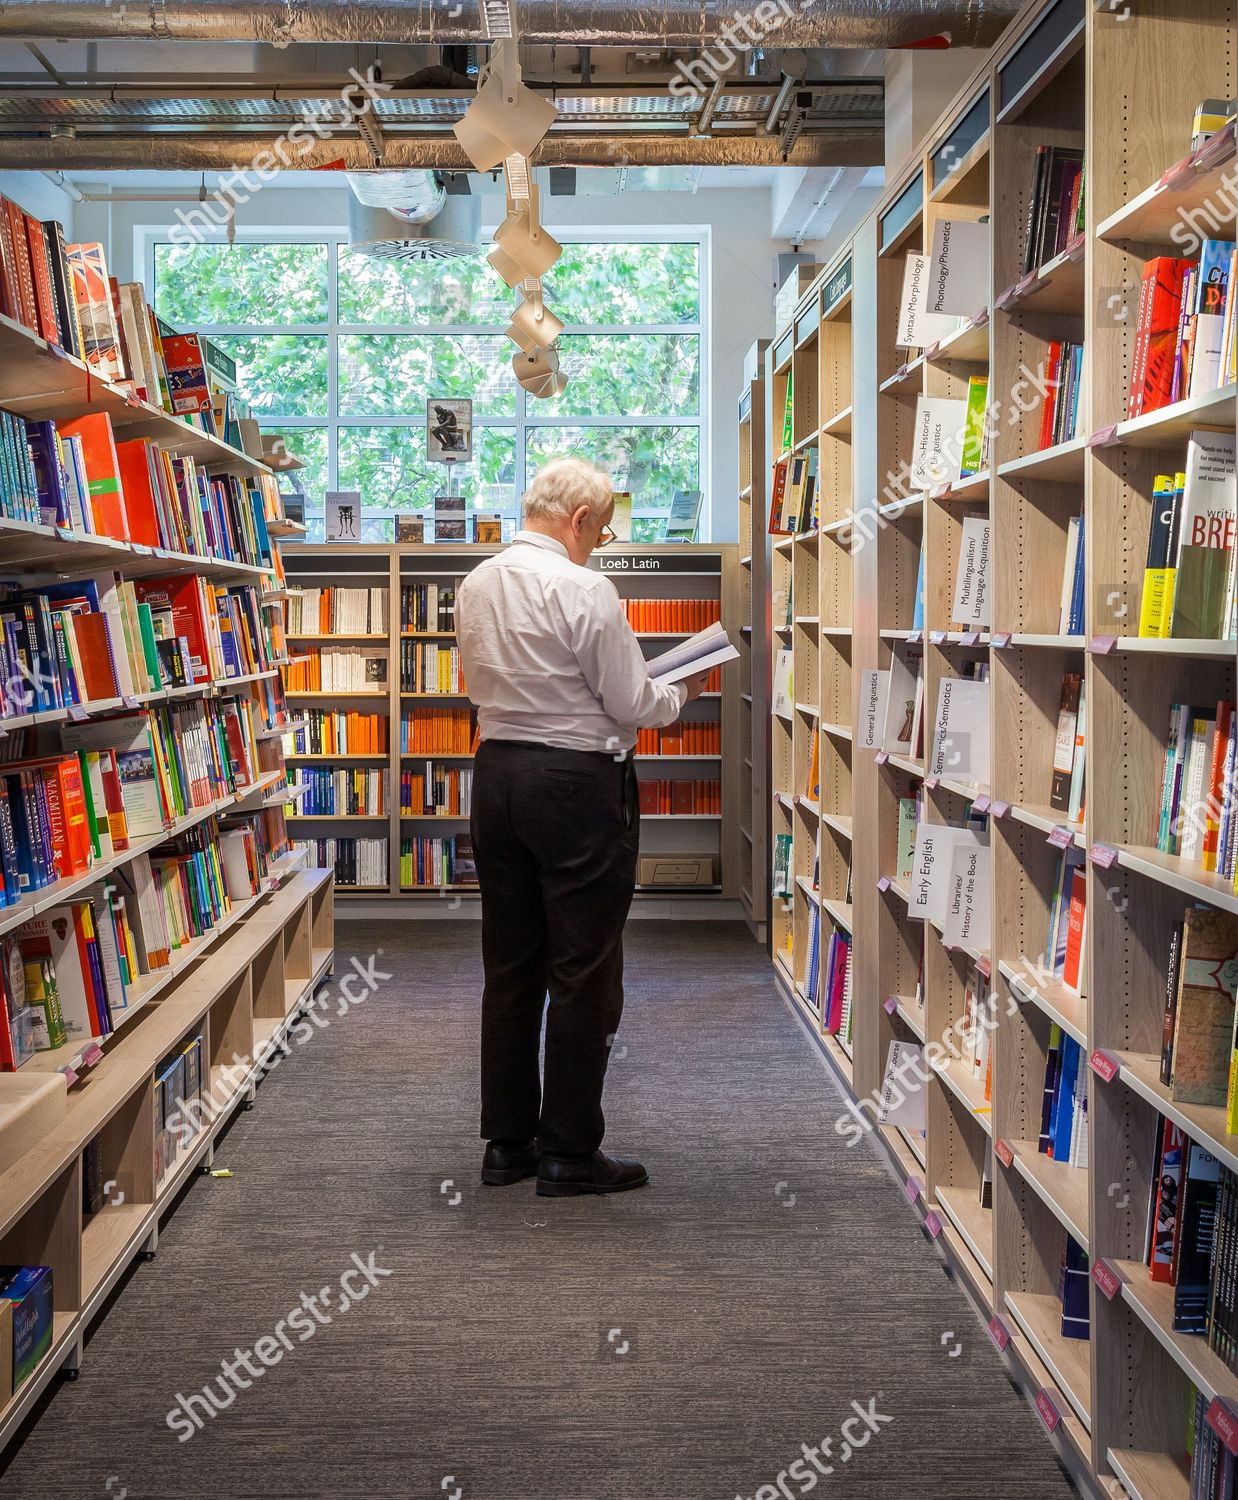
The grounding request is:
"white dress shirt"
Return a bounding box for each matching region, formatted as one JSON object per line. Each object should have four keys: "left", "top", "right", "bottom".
{"left": 454, "top": 531, "right": 687, "bottom": 753}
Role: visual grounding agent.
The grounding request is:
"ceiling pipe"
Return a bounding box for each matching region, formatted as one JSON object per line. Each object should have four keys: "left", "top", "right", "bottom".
{"left": 0, "top": 0, "right": 1019, "bottom": 48}
{"left": 0, "top": 129, "right": 884, "bottom": 170}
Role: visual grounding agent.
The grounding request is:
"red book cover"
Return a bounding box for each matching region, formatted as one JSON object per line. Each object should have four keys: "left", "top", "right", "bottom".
{"left": 58, "top": 412, "right": 130, "bottom": 541}
{"left": 767, "top": 459, "right": 789, "bottom": 534}
{"left": 1150, "top": 1119, "right": 1185, "bottom": 1282}
{"left": 0, "top": 199, "right": 18, "bottom": 323}
{"left": 1061, "top": 868, "right": 1086, "bottom": 992}
{"left": 54, "top": 756, "right": 93, "bottom": 876}
{"left": 1039, "top": 341, "right": 1062, "bottom": 450}
{"left": 98, "top": 748, "right": 130, "bottom": 851}
{"left": 160, "top": 333, "right": 213, "bottom": 414}
{"left": 114, "top": 438, "right": 164, "bottom": 548}
{"left": 1202, "top": 700, "right": 1232, "bottom": 872}
{"left": 131, "top": 576, "right": 213, "bottom": 683}
{"left": 4, "top": 198, "right": 38, "bottom": 332}
{"left": 671, "top": 781, "right": 693, "bottom": 815}
{"left": 69, "top": 613, "right": 120, "bottom": 702}
{"left": 637, "top": 779, "right": 658, "bottom": 816}
{"left": 1133, "top": 257, "right": 1192, "bottom": 417}
{"left": 23, "top": 213, "right": 60, "bottom": 345}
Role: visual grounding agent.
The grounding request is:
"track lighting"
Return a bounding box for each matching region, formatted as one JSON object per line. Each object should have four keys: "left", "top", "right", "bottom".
{"left": 452, "top": 39, "right": 556, "bottom": 174}
{"left": 513, "top": 346, "right": 568, "bottom": 399}
{"left": 506, "top": 283, "right": 564, "bottom": 354}
{"left": 490, "top": 184, "right": 561, "bottom": 284}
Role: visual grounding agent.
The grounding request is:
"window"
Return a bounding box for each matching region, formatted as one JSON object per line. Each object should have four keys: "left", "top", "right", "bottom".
{"left": 151, "top": 233, "right": 707, "bottom": 542}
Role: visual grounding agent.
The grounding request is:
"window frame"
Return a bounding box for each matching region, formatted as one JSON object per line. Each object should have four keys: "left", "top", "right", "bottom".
{"left": 141, "top": 223, "right": 711, "bottom": 538}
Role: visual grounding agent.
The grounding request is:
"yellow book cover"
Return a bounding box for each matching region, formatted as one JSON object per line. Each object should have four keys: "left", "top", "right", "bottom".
{"left": 1138, "top": 474, "right": 1175, "bottom": 636}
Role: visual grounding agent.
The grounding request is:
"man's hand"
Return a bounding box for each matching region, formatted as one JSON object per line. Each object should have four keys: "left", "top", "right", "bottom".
{"left": 681, "top": 670, "right": 711, "bottom": 703}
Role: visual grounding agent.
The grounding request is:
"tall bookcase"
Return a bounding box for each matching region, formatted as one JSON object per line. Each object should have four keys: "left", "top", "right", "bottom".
{"left": 0, "top": 308, "right": 334, "bottom": 1451}
{"left": 755, "top": 1, "right": 1238, "bottom": 1494}
{"left": 738, "top": 340, "right": 770, "bottom": 941}
{"left": 281, "top": 541, "right": 744, "bottom": 911}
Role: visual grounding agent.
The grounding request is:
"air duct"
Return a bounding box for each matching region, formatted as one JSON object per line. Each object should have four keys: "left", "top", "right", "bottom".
{"left": 346, "top": 192, "right": 480, "bottom": 261}
{"left": 347, "top": 167, "right": 446, "bottom": 222}
{"left": 0, "top": 0, "right": 1020, "bottom": 48}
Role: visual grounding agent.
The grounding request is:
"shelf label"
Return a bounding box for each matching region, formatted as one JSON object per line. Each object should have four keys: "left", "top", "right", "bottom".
{"left": 994, "top": 281, "right": 1020, "bottom": 310}
{"left": 1206, "top": 1398, "right": 1238, "bottom": 1456}
{"left": 929, "top": 630, "right": 946, "bottom": 644}
{"left": 923, "top": 1209, "right": 942, "bottom": 1239}
{"left": 987, "top": 1315, "right": 1010, "bottom": 1352}
{"left": 883, "top": 995, "right": 898, "bottom": 1014}
{"left": 1090, "top": 634, "right": 1117, "bottom": 655}
{"left": 121, "top": 695, "right": 139, "bottom": 710}
{"left": 1089, "top": 1048, "right": 1119, "bottom": 1084}
{"left": 54, "top": 525, "right": 74, "bottom": 540}
{"left": 132, "top": 542, "right": 153, "bottom": 556}
{"left": 83, "top": 1043, "right": 104, "bottom": 1067}
{"left": 972, "top": 794, "right": 991, "bottom": 814}
{"left": 1034, "top": 1390, "right": 1061, "bottom": 1433}
{"left": 925, "top": 341, "right": 942, "bottom": 360}
{"left": 1089, "top": 842, "right": 1119, "bottom": 869}
{"left": 994, "top": 1138, "right": 1014, "bottom": 1169}
{"left": 875, "top": 750, "right": 889, "bottom": 765}
{"left": 930, "top": 483, "right": 951, "bottom": 500}
{"left": 1092, "top": 1259, "right": 1123, "bottom": 1301}
{"left": 895, "top": 363, "right": 909, "bottom": 380}
{"left": 904, "top": 1175, "right": 922, "bottom": 1204}
{"left": 1065, "top": 232, "right": 1086, "bottom": 261}
{"left": 961, "top": 630, "right": 981, "bottom": 646}
{"left": 924, "top": 774, "right": 940, "bottom": 792}
{"left": 906, "top": 630, "right": 922, "bottom": 645}
{"left": 989, "top": 799, "right": 1010, "bottom": 819}
{"left": 61, "top": 1066, "right": 78, "bottom": 1087}
{"left": 67, "top": 704, "right": 88, "bottom": 722}
{"left": 992, "top": 631, "right": 1011, "bottom": 649}
{"left": 972, "top": 307, "right": 990, "bottom": 328}
{"left": 125, "top": 392, "right": 143, "bottom": 408}
{"left": 877, "top": 875, "right": 891, "bottom": 893}
{"left": 1089, "top": 423, "right": 1119, "bottom": 448}
{"left": 1047, "top": 825, "right": 1074, "bottom": 850}
{"left": 1016, "top": 271, "right": 1039, "bottom": 298}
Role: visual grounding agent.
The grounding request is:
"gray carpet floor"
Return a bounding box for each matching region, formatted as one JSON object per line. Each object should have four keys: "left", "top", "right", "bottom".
{"left": 1, "top": 920, "right": 1078, "bottom": 1500}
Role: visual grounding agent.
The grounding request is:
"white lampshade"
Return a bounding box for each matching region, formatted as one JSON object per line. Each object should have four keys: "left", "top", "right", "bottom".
{"left": 506, "top": 294, "right": 564, "bottom": 354}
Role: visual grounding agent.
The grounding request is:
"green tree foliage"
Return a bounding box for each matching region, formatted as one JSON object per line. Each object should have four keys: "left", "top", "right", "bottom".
{"left": 154, "top": 239, "right": 702, "bottom": 539}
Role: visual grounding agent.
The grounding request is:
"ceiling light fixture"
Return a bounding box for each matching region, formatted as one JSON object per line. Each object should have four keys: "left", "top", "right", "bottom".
{"left": 513, "top": 345, "right": 568, "bottom": 399}
{"left": 452, "top": 39, "right": 557, "bottom": 174}
{"left": 506, "top": 282, "right": 564, "bottom": 354}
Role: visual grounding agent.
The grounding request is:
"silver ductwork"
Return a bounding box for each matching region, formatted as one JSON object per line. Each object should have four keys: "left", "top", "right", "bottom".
{"left": 346, "top": 193, "right": 480, "bottom": 260}
{"left": 347, "top": 167, "right": 446, "bottom": 221}
{"left": 0, "top": 0, "right": 1019, "bottom": 48}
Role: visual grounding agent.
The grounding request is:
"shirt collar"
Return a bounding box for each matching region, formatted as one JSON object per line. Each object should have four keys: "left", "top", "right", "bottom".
{"left": 513, "top": 529, "right": 570, "bottom": 560}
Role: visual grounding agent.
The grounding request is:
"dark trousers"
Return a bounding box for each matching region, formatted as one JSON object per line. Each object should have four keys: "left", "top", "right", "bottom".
{"left": 471, "top": 739, "right": 640, "bottom": 1158}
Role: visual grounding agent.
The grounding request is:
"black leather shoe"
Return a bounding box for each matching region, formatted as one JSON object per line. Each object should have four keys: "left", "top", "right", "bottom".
{"left": 536, "top": 1151, "right": 649, "bottom": 1197}
{"left": 481, "top": 1141, "right": 539, "bottom": 1185}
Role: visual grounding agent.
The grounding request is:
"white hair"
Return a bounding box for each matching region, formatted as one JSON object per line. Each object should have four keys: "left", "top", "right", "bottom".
{"left": 522, "top": 457, "right": 613, "bottom": 523}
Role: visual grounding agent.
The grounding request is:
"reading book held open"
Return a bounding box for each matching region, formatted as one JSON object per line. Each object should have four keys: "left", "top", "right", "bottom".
{"left": 645, "top": 621, "right": 739, "bottom": 686}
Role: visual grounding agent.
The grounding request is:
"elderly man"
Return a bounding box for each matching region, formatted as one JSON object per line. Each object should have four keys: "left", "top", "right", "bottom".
{"left": 455, "top": 457, "right": 709, "bottom": 1197}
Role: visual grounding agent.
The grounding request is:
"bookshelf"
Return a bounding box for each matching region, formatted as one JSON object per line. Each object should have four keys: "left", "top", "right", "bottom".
{"left": 0, "top": 295, "right": 334, "bottom": 1451}
{"left": 280, "top": 541, "right": 744, "bottom": 909}
{"left": 737, "top": 340, "right": 770, "bottom": 941}
{"left": 755, "top": 1, "right": 1238, "bottom": 1494}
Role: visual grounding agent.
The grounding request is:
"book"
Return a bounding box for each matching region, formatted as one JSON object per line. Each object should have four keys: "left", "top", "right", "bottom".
{"left": 1169, "top": 906, "right": 1238, "bottom": 1106}
{"left": 1161, "top": 920, "right": 1185, "bottom": 1086}
{"left": 1060, "top": 869, "right": 1087, "bottom": 995}
{"left": 1138, "top": 473, "right": 1181, "bottom": 636}
{"left": 1173, "top": 1143, "right": 1222, "bottom": 1334}
{"left": 1169, "top": 429, "right": 1235, "bottom": 640}
{"left": 1050, "top": 674, "right": 1083, "bottom": 811}
{"left": 1059, "top": 1234, "right": 1091, "bottom": 1340}
{"left": 1022, "top": 146, "right": 1084, "bottom": 274}
{"left": 960, "top": 375, "right": 990, "bottom": 475}
{"left": 1188, "top": 239, "right": 1236, "bottom": 401}
{"left": 645, "top": 623, "right": 738, "bottom": 686}
{"left": 1129, "top": 256, "right": 1192, "bottom": 417}
{"left": 896, "top": 797, "right": 918, "bottom": 881}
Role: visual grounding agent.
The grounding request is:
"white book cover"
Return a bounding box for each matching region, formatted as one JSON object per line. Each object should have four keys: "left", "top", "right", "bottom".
{"left": 909, "top": 668, "right": 927, "bottom": 761}
{"left": 908, "top": 823, "right": 983, "bottom": 926}
{"left": 19, "top": 906, "right": 100, "bottom": 1040}
{"left": 61, "top": 713, "right": 166, "bottom": 837}
{"left": 951, "top": 516, "right": 992, "bottom": 628}
{"left": 219, "top": 830, "right": 257, "bottom": 900}
{"left": 88, "top": 887, "right": 128, "bottom": 1009}
{"left": 646, "top": 621, "right": 739, "bottom": 685}
{"left": 881, "top": 648, "right": 918, "bottom": 753}
{"left": 876, "top": 1040, "right": 927, "bottom": 1130}
{"left": 1059, "top": 516, "right": 1081, "bottom": 633}
{"left": 929, "top": 678, "right": 991, "bottom": 783}
{"left": 910, "top": 394, "right": 968, "bottom": 489}
{"left": 927, "top": 218, "right": 992, "bottom": 317}
{"left": 941, "top": 840, "right": 992, "bottom": 951}
{"left": 771, "top": 649, "right": 794, "bottom": 719}
{"left": 896, "top": 253, "right": 964, "bottom": 349}
{"left": 857, "top": 669, "right": 890, "bottom": 751}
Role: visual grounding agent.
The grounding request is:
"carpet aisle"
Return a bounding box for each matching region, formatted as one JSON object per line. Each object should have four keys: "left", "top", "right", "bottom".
{"left": 1, "top": 920, "right": 1078, "bottom": 1500}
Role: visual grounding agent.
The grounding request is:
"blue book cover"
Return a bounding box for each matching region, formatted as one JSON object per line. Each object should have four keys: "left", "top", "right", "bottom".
{"left": 0, "top": 783, "right": 18, "bottom": 906}
{"left": 911, "top": 544, "right": 927, "bottom": 631}
{"left": 1059, "top": 1235, "right": 1090, "bottom": 1339}
{"left": 25, "top": 421, "right": 69, "bottom": 527}
{"left": 1067, "top": 522, "right": 1086, "bottom": 635}
{"left": 1050, "top": 1036, "right": 1081, "bottom": 1160}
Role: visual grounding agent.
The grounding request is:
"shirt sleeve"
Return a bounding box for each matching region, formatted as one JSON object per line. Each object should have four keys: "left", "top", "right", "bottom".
{"left": 570, "top": 581, "right": 687, "bottom": 732}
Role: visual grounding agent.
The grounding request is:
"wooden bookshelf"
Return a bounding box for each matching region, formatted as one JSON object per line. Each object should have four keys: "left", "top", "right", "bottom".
{"left": 737, "top": 340, "right": 770, "bottom": 941}
{"left": 280, "top": 541, "right": 743, "bottom": 908}
{"left": 756, "top": 2, "right": 1237, "bottom": 1493}
{"left": 0, "top": 302, "right": 334, "bottom": 1455}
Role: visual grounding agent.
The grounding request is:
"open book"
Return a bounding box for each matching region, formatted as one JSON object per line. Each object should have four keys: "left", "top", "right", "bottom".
{"left": 645, "top": 621, "right": 739, "bottom": 686}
